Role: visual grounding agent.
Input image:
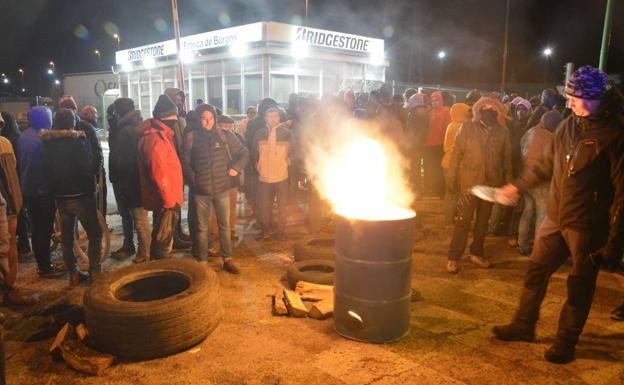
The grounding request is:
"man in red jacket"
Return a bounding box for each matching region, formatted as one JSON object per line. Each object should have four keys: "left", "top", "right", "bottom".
{"left": 137, "top": 95, "right": 184, "bottom": 259}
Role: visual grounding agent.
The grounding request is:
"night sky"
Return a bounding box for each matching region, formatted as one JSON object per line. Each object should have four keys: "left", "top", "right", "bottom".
{"left": 1, "top": 0, "right": 622, "bottom": 96}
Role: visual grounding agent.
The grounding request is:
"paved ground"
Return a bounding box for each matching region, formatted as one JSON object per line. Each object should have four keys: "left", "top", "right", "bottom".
{"left": 2, "top": 198, "right": 623, "bottom": 385}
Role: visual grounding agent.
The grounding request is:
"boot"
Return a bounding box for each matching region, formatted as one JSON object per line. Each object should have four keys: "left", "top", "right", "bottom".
{"left": 544, "top": 340, "right": 576, "bottom": 364}
{"left": 172, "top": 232, "right": 192, "bottom": 250}
{"left": 493, "top": 262, "right": 551, "bottom": 341}
{"left": 69, "top": 270, "right": 89, "bottom": 288}
{"left": 111, "top": 244, "right": 136, "bottom": 261}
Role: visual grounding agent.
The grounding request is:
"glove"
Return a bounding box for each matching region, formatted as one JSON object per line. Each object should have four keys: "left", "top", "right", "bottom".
{"left": 590, "top": 239, "right": 623, "bottom": 272}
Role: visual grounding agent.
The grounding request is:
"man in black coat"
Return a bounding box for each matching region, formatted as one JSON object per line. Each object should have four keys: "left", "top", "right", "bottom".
{"left": 41, "top": 109, "right": 102, "bottom": 286}
{"left": 494, "top": 66, "right": 624, "bottom": 364}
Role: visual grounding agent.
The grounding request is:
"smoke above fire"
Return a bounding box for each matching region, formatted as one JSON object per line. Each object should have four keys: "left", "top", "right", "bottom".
{"left": 303, "top": 115, "right": 415, "bottom": 221}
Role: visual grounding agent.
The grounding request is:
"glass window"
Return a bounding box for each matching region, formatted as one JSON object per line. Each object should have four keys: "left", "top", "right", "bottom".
{"left": 271, "top": 75, "right": 294, "bottom": 105}
{"left": 298, "top": 75, "right": 319, "bottom": 97}
{"left": 244, "top": 75, "right": 262, "bottom": 109}
{"left": 244, "top": 57, "right": 262, "bottom": 73}
{"left": 208, "top": 77, "right": 222, "bottom": 109}
{"left": 192, "top": 79, "right": 205, "bottom": 103}
{"left": 298, "top": 59, "right": 321, "bottom": 76}
{"left": 224, "top": 59, "right": 240, "bottom": 76}
{"left": 323, "top": 76, "right": 340, "bottom": 95}
{"left": 205, "top": 61, "right": 221, "bottom": 76}
{"left": 344, "top": 62, "right": 363, "bottom": 79}
{"left": 366, "top": 65, "right": 385, "bottom": 81}
{"left": 271, "top": 55, "right": 294, "bottom": 74}
{"left": 140, "top": 96, "right": 151, "bottom": 119}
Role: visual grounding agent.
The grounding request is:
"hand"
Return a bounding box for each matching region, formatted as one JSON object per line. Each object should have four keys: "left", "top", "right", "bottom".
{"left": 228, "top": 169, "right": 239, "bottom": 177}
{"left": 591, "top": 239, "right": 623, "bottom": 272}
{"left": 499, "top": 184, "right": 520, "bottom": 203}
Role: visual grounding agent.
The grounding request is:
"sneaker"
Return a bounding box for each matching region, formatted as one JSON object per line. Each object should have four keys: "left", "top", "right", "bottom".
{"left": 223, "top": 261, "right": 240, "bottom": 274}
{"left": 469, "top": 255, "right": 491, "bottom": 268}
{"left": 69, "top": 270, "right": 89, "bottom": 288}
{"left": 492, "top": 323, "right": 535, "bottom": 342}
{"left": 544, "top": 341, "right": 576, "bottom": 364}
{"left": 516, "top": 246, "right": 532, "bottom": 256}
{"left": 38, "top": 265, "right": 67, "bottom": 278}
{"left": 111, "top": 245, "right": 136, "bottom": 261}
{"left": 446, "top": 260, "right": 459, "bottom": 274}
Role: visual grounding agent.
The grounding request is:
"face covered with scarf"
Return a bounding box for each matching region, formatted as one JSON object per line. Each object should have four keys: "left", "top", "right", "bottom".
{"left": 479, "top": 103, "right": 499, "bottom": 127}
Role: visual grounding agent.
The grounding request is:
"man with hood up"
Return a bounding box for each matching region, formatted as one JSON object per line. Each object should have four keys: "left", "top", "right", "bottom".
{"left": 446, "top": 97, "right": 512, "bottom": 274}
{"left": 245, "top": 98, "right": 278, "bottom": 215}
{"left": 495, "top": 66, "right": 624, "bottom": 364}
{"left": 137, "top": 95, "right": 184, "bottom": 260}
{"left": 18, "top": 107, "right": 66, "bottom": 278}
{"left": 442, "top": 102, "right": 471, "bottom": 224}
{"left": 424, "top": 91, "right": 451, "bottom": 198}
{"left": 40, "top": 109, "right": 101, "bottom": 286}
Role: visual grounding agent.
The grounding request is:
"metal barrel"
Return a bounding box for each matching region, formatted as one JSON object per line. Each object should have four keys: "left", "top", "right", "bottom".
{"left": 333, "top": 214, "right": 416, "bottom": 343}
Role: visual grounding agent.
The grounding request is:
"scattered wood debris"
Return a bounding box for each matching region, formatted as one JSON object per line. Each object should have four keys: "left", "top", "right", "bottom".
{"left": 283, "top": 289, "right": 308, "bottom": 317}
{"left": 60, "top": 340, "right": 115, "bottom": 376}
{"left": 309, "top": 299, "right": 333, "bottom": 320}
{"left": 49, "top": 323, "right": 75, "bottom": 360}
{"left": 295, "top": 281, "right": 333, "bottom": 302}
{"left": 271, "top": 291, "right": 289, "bottom": 316}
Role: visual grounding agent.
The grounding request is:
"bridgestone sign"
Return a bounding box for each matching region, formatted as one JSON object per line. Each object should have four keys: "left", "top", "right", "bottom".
{"left": 295, "top": 27, "right": 370, "bottom": 53}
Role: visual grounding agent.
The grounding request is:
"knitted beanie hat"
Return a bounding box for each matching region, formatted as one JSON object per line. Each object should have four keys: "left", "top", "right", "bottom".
{"left": 565, "top": 65, "right": 607, "bottom": 100}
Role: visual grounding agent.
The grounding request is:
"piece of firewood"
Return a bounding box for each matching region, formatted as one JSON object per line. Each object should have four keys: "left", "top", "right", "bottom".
{"left": 295, "top": 281, "right": 333, "bottom": 302}
{"left": 49, "top": 323, "right": 75, "bottom": 360}
{"left": 75, "top": 324, "right": 89, "bottom": 341}
{"left": 271, "top": 291, "right": 288, "bottom": 316}
{"left": 60, "top": 340, "right": 115, "bottom": 376}
{"left": 309, "top": 299, "right": 334, "bottom": 320}
{"left": 283, "top": 289, "right": 307, "bottom": 317}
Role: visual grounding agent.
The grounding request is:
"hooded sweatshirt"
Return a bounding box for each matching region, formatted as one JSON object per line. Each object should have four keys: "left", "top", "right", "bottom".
{"left": 425, "top": 91, "right": 452, "bottom": 147}
{"left": 442, "top": 103, "right": 470, "bottom": 170}
{"left": 18, "top": 107, "right": 52, "bottom": 196}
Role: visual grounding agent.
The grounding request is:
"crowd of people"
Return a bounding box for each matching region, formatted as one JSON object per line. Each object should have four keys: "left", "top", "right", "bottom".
{"left": 0, "top": 64, "right": 622, "bottom": 364}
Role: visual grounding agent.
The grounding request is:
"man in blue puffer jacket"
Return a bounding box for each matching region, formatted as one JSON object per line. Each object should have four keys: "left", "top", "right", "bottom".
{"left": 17, "top": 107, "right": 66, "bottom": 278}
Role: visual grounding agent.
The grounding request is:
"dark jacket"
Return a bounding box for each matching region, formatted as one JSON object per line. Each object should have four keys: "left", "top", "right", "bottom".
{"left": 520, "top": 124, "right": 553, "bottom": 190}
{"left": 137, "top": 119, "right": 183, "bottom": 210}
{"left": 76, "top": 118, "right": 103, "bottom": 177}
{"left": 114, "top": 110, "right": 143, "bottom": 208}
{"left": 514, "top": 90, "right": 624, "bottom": 240}
{"left": 0, "top": 137, "right": 23, "bottom": 216}
{"left": 18, "top": 107, "right": 52, "bottom": 197}
{"left": 108, "top": 112, "right": 121, "bottom": 183}
{"left": 406, "top": 106, "right": 429, "bottom": 150}
{"left": 183, "top": 127, "right": 249, "bottom": 196}
{"left": 40, "top": 129, "right": 96, "bottom": 199}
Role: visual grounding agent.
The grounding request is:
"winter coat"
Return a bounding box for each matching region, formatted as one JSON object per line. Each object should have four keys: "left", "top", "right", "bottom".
{"left": 252, "top": 124, "right": 293, "bottom": 184}
{"left": 137, "top": 119, "right": 183, "bottom": 210}
{"left": 514, "top": 89, "right": 624, "bottom": 239}
{"left": 520, "top": 124, "right": 553, "bottom": 191}
{"left": 108, "top": 113, "right": 122, "bottom": 184}
{"left": 1, "top": 112, "right": 21, "bottom": 155}
{"left": 425, "top": 93, "right": 452, "bottom": 147}
{"left": 245, "top": 99, "right": 278, "bottom": 177}
{"left": 0, "top": 192, "right": 8, "bottom": 260}
{"left": 442, "top": 103, "right": 470, "bottom": 170}
{"left": 508, "top": 117, "right": 529, "bottom": 178}
{"left": 183, "top": 127, "right": 249, "bottom": 196}
{"left": 114, "top": 110, "right": 143, "bottom": 208}
{"left": 40, "top": 130, "right": 96, "bottom": 199}
{"left": 18, "top": 107, "right": 52, "bottom": 197}
{"left": 448, "top": 98, "right": 512, "bottom": 194}
{"left": 76, "top": 118, "right": 103, "bottom": 177}
{"left": 406, "top": 106, "right": 429, "bottom": 151}
{"left": 0, "top": 137, "right": 23, "bottom": 216}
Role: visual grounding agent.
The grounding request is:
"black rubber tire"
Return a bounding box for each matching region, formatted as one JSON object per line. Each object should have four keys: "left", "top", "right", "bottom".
{"left": 83, "top": 259, "right": 222, "bottom": 361}
{"left": 293, "top": 236, "right": 336, "bottom": 261}
{"left": 287, "top": 259, "right": 335, "bottom": 289}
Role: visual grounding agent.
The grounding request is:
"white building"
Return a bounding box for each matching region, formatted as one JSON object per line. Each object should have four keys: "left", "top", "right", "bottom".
{"left": 115, "top": 21, "right": 386, "bottom": 117}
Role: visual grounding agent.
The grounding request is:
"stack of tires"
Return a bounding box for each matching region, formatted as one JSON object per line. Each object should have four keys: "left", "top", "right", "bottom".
{"left": 83, "top": 259, "right": 222, "bottom": 361}
{"left": 287, "top": 236, "right": 336, "bottom": 289}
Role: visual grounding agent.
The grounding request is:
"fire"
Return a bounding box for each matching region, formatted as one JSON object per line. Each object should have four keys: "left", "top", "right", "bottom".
{"left": 304, "top": 120, "right": 414, "bottom": 221}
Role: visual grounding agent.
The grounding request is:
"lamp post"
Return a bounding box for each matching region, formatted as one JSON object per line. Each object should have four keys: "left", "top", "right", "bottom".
{"left": 437, "top": 50, "right": 447, "bottom": 85}
{"left": 94, "top": 49, "right": 101, "bottom": 64}
{"left": 543, "top": 47, "right": 552, "bottom": 82}
{"left": 49, "top": 61, "right": 55, "bottom": 70}
{"left": 113, "top": 33, "right": 121, "bottom": 49}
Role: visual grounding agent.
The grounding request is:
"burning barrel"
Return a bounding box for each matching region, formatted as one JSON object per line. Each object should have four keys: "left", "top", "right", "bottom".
{"left": 334, "top": 212, "right": 416, "bottom": 343}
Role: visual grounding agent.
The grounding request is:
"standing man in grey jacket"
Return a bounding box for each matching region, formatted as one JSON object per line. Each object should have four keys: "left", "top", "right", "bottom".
{"left": 252, "top": 108, "right": 293, "bottom": 241}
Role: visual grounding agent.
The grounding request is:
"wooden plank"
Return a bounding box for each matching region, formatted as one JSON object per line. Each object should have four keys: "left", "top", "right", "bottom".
{"left": 271, "top": 291, "right": 289, "bottom": 316}
{"left": 283, "top": 289, "right": 308, "bottom": 317}
{"left": 49, "top": 323, "right": 75, "bottom": 360}
{"left": 309, "top": 299, "right": 334, "bottom": 320}
{"left": 75, "top": 324, "right": 89, "bottom": 341}
{"left": 295, "top": 281, "right": 333, "bottom": 302}
{"left": 60, "top": 340, "right": 115, "bottom": 376}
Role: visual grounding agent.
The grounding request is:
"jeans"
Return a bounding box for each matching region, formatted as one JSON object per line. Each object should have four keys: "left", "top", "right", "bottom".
{"left": 258, "top": 180, "right": 288, "bottom": 236}
{"left": 24, "top": 195, "right": 56, "bottom": 272}
{"left": 448, "top": 194, "right": 494, "bottom": 261}
{"left": 16, "top": 208, "right": 30, "bottom": 253}
{"left": 194, "top": 190, "right": 232, "bottom": 261}
{"left": 129, "top": 207, "right": 151, "bottom": 257}
{"left": 517, "top": 186, "right": 549, "bottom": 250}
{"left": 210, "top": 188, "right": 238, "bottom": 237}
{"left": 112, "top": 183, "right": 135, "bottom": 248}
{"left": 56, "top": 196, "right": 102, "bottom": 274}
{"left": 151, "top": 207, "right": 179, "bottom": 259}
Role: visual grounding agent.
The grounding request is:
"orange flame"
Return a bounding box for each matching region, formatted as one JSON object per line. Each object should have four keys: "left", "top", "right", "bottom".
{"left": 304, "top": 119, "right": 414, "bottom": 221}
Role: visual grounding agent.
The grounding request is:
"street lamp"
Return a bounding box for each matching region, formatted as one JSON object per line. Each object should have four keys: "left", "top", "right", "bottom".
{"left": 2, "top": 78, "right": 9, "bottom": 85}
{"left": 113, "top": 33, "right": 121, "bottom": 49}
{"left": 94, "top": 49, "right": 101, "bottom": 63}
{"left": 18, "top": 68, "right": 24, "bottom": 79}
{"left": 54, "top": 79, "right": 61, "bottom": 86}
{"left": 543, "top": 47, "right": 553, "bottom": 57}
{"left": 47, "top": 68, "right": 54, "bottom": 75}
{"left": 49, "top": 61, "right": 55, "bottom": 69}
{"left": 437, "top": 50, "right": 447, "bottom": 60}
